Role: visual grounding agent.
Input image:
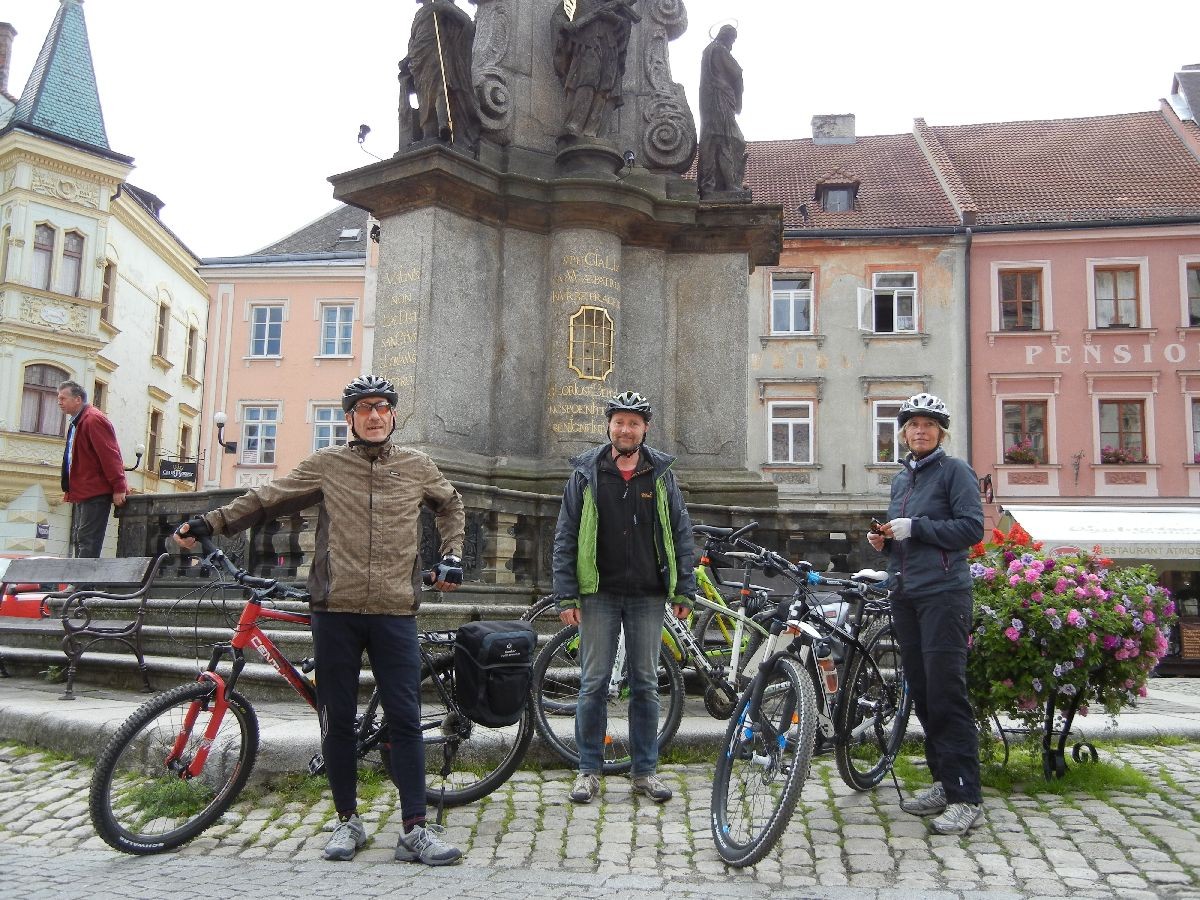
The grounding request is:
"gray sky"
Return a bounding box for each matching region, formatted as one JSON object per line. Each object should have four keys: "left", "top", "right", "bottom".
{"left": 5, "top": 0, "right": 1197, "bottom": 258}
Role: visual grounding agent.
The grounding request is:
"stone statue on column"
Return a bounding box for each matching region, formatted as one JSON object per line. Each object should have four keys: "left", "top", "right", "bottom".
{"left": 400, "top": 0, "right": 482, "bottom": 152}
{"left": 552, "top": 0, "right": 641, "bottom": 140}
{"left": 698, "top": 24, "right": 749, "bottom": 200}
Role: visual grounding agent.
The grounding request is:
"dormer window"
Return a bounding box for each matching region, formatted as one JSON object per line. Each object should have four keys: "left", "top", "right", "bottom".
{"left": 814, "top": 169, "right": 860, "bottom": 213}
{"left": 821, "top": 187, "right": 854, "bottom": 212}
{"left": 338, "top": 228, "right": 361, "bottom": 242}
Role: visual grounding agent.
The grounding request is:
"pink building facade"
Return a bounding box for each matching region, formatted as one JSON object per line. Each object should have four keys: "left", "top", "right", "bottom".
{"left": 972, "top": 226, "right": 1200, "bottom": 502}
{"left": 198, "top": 207, "right": 376, "bottom": 490}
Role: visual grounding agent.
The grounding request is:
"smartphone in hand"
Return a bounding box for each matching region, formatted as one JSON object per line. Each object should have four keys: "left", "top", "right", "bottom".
{"left": 869, "top": 518, "right": 886, "bottom": 535}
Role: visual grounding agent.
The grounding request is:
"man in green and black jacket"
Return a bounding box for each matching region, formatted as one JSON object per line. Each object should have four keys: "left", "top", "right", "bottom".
{"left": 552, "top": 391, "right": 696, "bottom": 805}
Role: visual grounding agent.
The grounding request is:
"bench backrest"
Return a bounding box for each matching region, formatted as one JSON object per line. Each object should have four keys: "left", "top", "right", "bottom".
{"left": 2, "top": 556, "right": 160, "bottom": 587}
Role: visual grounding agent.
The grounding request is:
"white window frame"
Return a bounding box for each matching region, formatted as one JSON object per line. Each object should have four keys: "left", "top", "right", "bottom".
{"left": 770, "top": 273, "right": 815, "bottom": 335}
{"left": 32, "top": 223, "right": 55, "bottom": 291}
{"left": 990, "top": 261, "right": 1054, "bottom": 332}
{"left": 318, "top": 302, "right": 355, "bottom": 357}
{"left": 312, "top": 404, "right": 348, "bottom": 451}
{"left": 767, "top": 400, "right": 813, "bottom": 465}
{"left": 1085, "top": 257, "right": 1150, "bottom": 330}
{"left": 249, "top": 304, "right": 285, "bottom": 357}
{"left": 240, "top": 404, "right": 280, "bottom": 465}
{"left": 859, "top": 272, "right": 918, "bottom": 334}
{"left": 1189, "top": 395, "right": 1200, "bottom": 464}
{"left": 871, "top": 400, "right": 903, "bottom": 465}
{"left": 1180, "top": 255, "right": 1200, "bottom": 329}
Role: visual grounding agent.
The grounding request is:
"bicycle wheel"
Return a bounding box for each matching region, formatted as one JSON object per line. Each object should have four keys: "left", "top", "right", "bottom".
{"left": 89, "top": 680, "right": 258, "bottom": 854}
{"left": 521, "top": 594, "right": 560, "bottom": 625}
{"left": 531, "top": 624, "right": 685, "bottom": 774}
{"left": 415, "top": 654, "right": 534, "bottom": 806}
{"left": 834, "top": 619, "right": 911, "bottom": 791}
{"left": 711, "top": 654, "right": 815, "bottom": 868}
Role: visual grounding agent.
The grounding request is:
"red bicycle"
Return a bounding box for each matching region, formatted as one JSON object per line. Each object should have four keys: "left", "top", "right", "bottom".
{"left": 88, "top": 534, "right": 533, "bottom": 854}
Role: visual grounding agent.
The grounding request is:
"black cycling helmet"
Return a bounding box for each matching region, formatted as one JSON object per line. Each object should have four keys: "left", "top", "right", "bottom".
{"left": 342, "top": 374, "right": 399, "bottom": 413}
{"left": 605, "top": 390, "right": 652, "bottom": 422}
{"left": 897, "top": 392, "right": 950, "bottom": 429}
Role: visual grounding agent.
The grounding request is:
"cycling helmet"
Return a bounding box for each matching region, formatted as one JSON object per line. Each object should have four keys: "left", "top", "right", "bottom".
{"left": 605, "top": 390, "right": 652, "bottom": 422}
{"left": 342, "top": 375, "right": 399, "bottom": 413}
{"left": 897, "top": 392, "right": 950, "bottom": 429}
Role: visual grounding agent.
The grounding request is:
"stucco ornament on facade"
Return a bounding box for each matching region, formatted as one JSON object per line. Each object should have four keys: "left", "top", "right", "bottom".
{"left": 640, "top": 0, "right": 696, "bottom": 173}
{"left": 471, "top": 0, "right": 513, "bottom": 144}
{"left": 4, "top": 437, "right": 61, "bottom": 466}
{"left": 20, "top": 294, "right": 89, "bottom": 334}
{"left": 31, "top": 168, "right": 100, "bottom": 209}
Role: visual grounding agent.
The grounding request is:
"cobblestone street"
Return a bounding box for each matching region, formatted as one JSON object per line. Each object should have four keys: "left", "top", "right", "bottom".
{"left": 1, "top": 742, "right": 1198, "bottom": 899}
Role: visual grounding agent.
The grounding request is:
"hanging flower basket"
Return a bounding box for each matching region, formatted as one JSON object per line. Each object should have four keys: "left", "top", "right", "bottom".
{"left": 968, "top": 525, "right": 1177, "bottom": 772}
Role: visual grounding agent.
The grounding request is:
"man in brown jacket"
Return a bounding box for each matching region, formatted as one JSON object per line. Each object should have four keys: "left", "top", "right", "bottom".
{"left": 174, "top": 375, "right": 465, "bottom": 865}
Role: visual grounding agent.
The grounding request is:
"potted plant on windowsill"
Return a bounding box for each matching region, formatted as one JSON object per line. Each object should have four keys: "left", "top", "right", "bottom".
{"left": 1003, "top": 438, "right": 1040, "bottom": 465}
{"left": 1099, "top": 445, "right": 1146, "bottom": 465}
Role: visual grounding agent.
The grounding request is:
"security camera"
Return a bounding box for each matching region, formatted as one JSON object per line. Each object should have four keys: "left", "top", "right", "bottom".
{"left": 623, "top": 150, "right": 635, "bottom": 167}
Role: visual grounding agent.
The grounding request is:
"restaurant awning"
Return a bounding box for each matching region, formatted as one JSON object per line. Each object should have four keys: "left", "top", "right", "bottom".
{"left": 999, "top": 505, "right": 1200, "bottom": 567}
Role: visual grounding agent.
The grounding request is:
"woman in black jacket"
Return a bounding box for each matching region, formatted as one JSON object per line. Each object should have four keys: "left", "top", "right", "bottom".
{"left": 868, "top": 393, "right": 984, "bottom": 835}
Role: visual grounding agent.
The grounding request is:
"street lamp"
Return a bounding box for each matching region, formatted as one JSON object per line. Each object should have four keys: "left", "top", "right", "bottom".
{"left": 124, "top": 443, "right": 145, "bottom": 471}
{"left": 214, "top": 412, "right": 238, "bottom": 454}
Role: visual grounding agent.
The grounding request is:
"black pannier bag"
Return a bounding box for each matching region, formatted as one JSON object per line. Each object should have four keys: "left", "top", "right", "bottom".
{"left": 453, "top": 620, "right": 537, "bottom": 726}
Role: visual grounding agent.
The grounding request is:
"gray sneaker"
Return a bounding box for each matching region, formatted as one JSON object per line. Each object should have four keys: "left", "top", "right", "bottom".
{"left": 900, "top": 781, "right": 947, "bottom": 817}
{"left": 569, "top": 772, "right": 600, "bottom": 803}
{"left": 323, "top": 814, "right": 367, "bottom": 861}
{"left": 630, "top": 773, "right": 672, "bottom": 802}
{"left": 394, "top": 823, "right": 462, "bottom": 865}
{"left": 931, "top": 802, "right": 983, "bottom": 835}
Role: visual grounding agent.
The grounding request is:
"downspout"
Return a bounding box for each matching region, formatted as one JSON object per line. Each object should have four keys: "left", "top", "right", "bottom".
{"left": 963, "top": 226, "right": 972, "bottom": 463}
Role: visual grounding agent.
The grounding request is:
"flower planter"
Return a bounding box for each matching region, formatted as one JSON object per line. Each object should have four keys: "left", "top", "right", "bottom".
{"left": 968, "top": 525, "right": 1177, "bottom": 779}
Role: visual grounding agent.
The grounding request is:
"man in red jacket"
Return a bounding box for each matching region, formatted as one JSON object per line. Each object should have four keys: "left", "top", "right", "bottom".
{"left": 57, "top": 381, "right": 128, "bottom": 557}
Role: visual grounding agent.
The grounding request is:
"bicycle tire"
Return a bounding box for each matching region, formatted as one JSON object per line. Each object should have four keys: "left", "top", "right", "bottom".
{"left": 531, "top": 624, "right": 685, "bottom": 774}
{"left": 521, "top": 594, "right": 560, "bottom": 625}
{"left": 710, "top": 654, "right": 815, "bottom": 868}
{"left": 377, "top": 654, "right": 534, "bottom": 807}
{"left": 89, "top": 680, "right": 258, "bottom": 854}
{"left": 834, "top": 619, "right": 911, "bottom": 791}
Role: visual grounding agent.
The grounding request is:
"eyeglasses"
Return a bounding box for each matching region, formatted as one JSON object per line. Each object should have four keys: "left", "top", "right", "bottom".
{"left": 352, "top": 400, "right": 394, "bottom": 415}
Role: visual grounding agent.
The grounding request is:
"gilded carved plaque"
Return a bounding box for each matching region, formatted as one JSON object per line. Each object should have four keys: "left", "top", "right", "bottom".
{"left": 568, "top": 305, "right": 614, "bottom": 381}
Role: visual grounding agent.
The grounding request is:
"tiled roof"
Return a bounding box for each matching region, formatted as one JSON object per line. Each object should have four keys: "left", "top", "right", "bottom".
{"left": 743, "top": 133, "right": 961, "bottom": 230}
{"left": 8, "top": 0, "right": 110, "bottom": 152}
{"left": 925, "top": 111, "right": 1200, "bottom": 226}
{"left": 252, "top": 205, "right": 371, "bottom": 256}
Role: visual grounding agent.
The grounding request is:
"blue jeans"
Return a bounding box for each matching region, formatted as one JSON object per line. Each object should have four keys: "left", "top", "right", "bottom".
{"left": 312, "top": 611, "right": 427, "bottom": 828}
{"left": 575, "top": 593, "right": 663, "bottom": 778}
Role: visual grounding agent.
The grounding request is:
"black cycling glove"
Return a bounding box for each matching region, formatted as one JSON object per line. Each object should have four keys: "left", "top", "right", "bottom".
{"left": 425, "top": 554, "right": 463, "bottom": 586}
{"left": 177, "top": 516, "right": 212, "bottom": 539}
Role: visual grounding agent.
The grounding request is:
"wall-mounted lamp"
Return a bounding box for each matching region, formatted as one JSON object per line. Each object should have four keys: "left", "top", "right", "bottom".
{"left": 124, "top": 443, "right": 146, "bottom": 471}
{"left": 214, "top": 412, "right": 238, "bottom": 454}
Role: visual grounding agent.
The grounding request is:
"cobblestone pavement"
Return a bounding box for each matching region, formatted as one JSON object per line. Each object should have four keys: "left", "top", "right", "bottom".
{"left": 1, "top": 743, "right": 1198, "bottom": 899}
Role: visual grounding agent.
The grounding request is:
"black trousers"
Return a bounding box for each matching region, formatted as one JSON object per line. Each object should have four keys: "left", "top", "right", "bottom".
{"left": 890, "top": 587, "right": 982, "bottom": 805}
{"left": 311, "top": 611, "right": 427, "bottom": 827}
{"left": 71, "top": 495, "right": 112, "bottom": 558}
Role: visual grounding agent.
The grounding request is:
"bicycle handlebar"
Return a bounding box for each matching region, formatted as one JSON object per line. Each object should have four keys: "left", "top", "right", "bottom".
{"left": 188, "top": 533, "right": 305, "bottom": 599}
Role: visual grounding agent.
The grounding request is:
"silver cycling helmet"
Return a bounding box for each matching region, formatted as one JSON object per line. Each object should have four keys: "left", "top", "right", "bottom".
{"left": 342, "top": 374, "right": 399, "bottom": 413}
{"left": 897, "top": 392, "right": 950, "bottom": 429}
{"left": 605, "top": 390, "right": 652, "bottom": 422}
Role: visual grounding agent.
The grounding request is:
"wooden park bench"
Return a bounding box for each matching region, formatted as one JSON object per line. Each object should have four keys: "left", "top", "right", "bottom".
{"left": 0, "top": 554, "right": 169, "bottom": 699}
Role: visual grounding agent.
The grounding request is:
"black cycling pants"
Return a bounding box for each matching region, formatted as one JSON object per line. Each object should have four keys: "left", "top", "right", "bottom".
{"left": 312, "top": 611, "right": 426, "bottom": 827}
{"left": 890, "top": 588, "right": 982, "bottom": 805}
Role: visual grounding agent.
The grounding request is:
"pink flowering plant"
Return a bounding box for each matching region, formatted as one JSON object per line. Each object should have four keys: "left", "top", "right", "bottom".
{"left": 966, "top": 525, "right": 1176, "bottom": 731}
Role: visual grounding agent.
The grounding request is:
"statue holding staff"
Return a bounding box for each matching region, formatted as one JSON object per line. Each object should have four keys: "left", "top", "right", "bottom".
{"left": 401, "top": 0, "right": 481, "bottom": 151}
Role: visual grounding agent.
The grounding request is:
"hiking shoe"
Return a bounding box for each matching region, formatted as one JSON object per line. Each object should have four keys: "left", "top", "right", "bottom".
{"left": 630, "top": 773, "right": 672, "bottom": 802}
{"left": 931, "top": 802, "right": 983, "bottom": 835}
{"left": 394, "top": 823, "right": 462, "bottom": 866}
{"left": 569, "top": 772, "right": 600, "bottom": 803}
{"left": 900, "top": 781, "right": 947, "bottom": 817}
{"left": 323, "top": 814, "right": 367, "bottom": 861}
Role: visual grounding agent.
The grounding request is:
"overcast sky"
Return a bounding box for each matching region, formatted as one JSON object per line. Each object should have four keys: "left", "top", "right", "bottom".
{"left": 5, "top": 0, "right": 1197, "bottom": 258}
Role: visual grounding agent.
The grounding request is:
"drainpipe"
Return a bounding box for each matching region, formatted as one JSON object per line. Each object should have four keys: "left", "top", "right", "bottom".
{"left": 963, "top": 226, "right": 972, "bottom": 464}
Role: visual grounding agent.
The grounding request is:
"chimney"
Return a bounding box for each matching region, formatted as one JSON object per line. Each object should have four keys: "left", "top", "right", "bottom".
{"left": 812, "top": 114, "right": 856, "bottom": 145}
{"left": 0, "top": 23, "right": 15, "bottom": 99}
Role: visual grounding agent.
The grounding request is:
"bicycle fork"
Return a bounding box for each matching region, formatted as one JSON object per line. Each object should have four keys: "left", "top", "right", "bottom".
{"left": 168, "top": 671, "right": 232, "bottom": 779}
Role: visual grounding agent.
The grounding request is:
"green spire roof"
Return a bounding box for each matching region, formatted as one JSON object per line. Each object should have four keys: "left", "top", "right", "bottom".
{"left": 9, "top": 0, "right": 110, "bottom": 152}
